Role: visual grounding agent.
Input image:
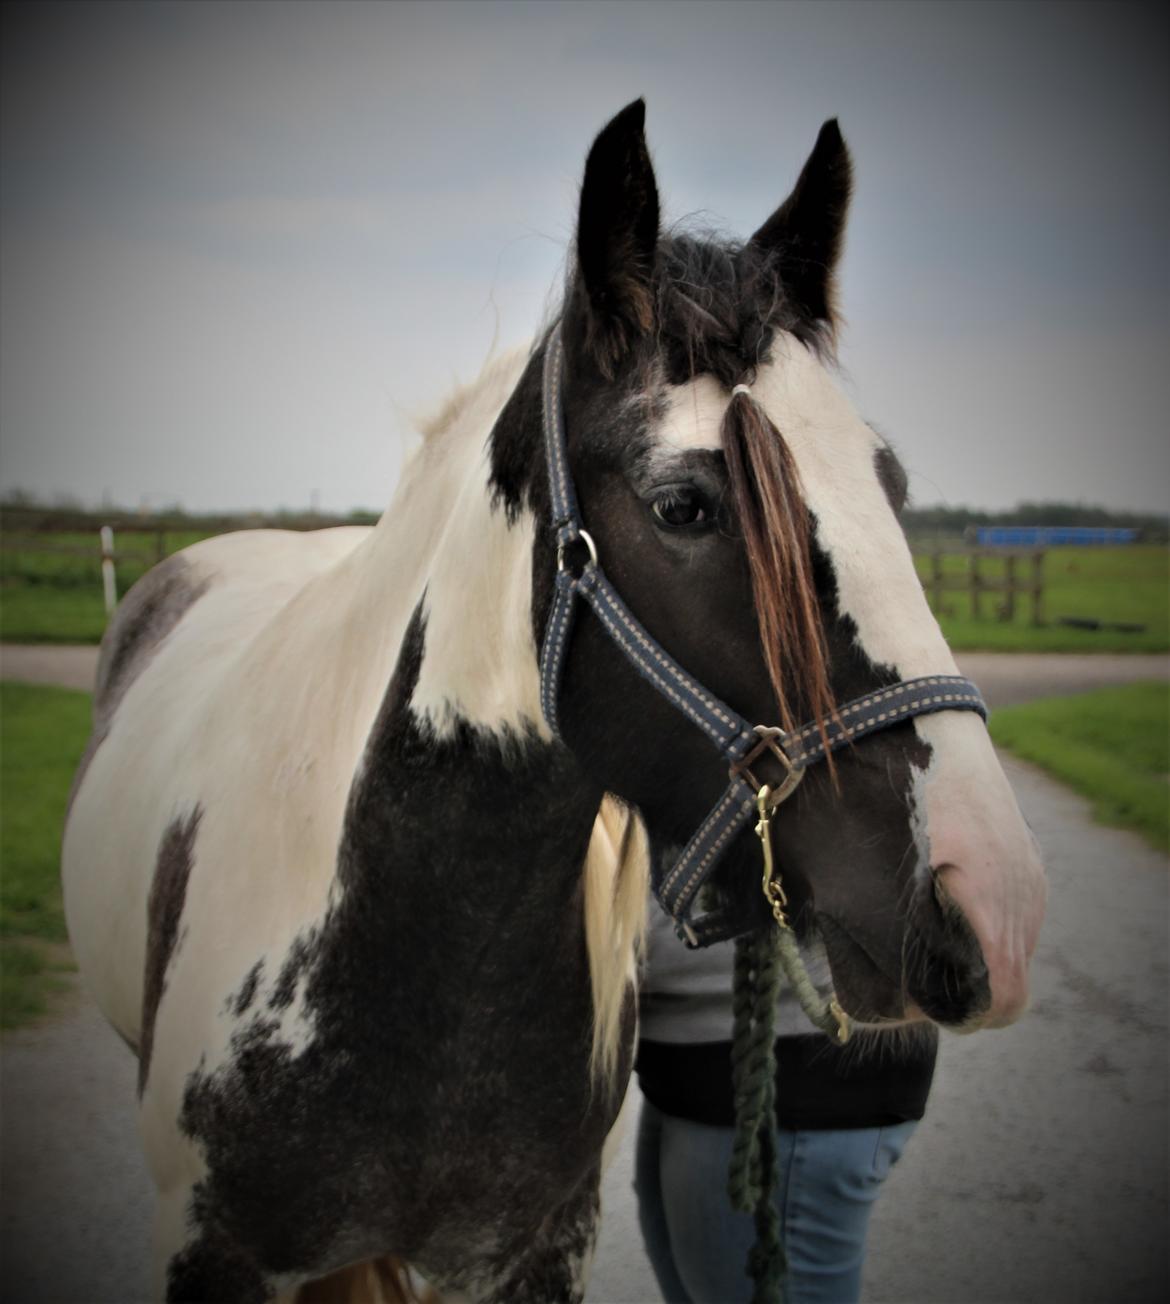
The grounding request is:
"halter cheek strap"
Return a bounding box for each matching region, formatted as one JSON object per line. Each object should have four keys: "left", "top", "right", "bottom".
{"left": 537, "top": 322, "right": 988, "bottom": 948}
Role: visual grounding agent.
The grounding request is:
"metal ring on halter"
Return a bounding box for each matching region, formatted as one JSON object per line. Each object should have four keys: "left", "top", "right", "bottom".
{"left": 556, "top": 528, "right": 599, "bottom": 573}
{"left": 731, "top": 725, "right": 805, "bottom": 806}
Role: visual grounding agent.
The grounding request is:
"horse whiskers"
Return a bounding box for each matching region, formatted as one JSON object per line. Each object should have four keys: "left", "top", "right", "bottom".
{"left": 828, "top": 1019, "right": 935, "bottom": 1069}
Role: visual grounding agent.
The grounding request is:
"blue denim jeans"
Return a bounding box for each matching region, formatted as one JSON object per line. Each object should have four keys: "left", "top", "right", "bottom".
{"left": 634, "top": 1100, "right": 917, "bottom": 1304}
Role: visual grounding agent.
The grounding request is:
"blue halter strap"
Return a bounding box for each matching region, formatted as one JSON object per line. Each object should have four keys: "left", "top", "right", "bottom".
{"left": 537, "top": 323, "right": 987, "bottom": 947}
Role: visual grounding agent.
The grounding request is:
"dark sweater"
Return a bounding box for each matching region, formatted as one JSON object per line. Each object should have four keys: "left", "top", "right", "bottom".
{"left": 636, "top": 1029, "right": 938, "bottom": 1130}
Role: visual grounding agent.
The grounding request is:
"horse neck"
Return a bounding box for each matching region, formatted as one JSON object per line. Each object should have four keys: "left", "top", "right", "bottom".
{"left": 291, "top": 341, "right": 640, "bottom": 1086}
{"left": 331, "top": 345, "right": 610, "bottom": 961}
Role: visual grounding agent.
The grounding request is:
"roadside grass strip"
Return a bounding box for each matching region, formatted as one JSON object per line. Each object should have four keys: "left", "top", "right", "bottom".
{"left": 0, "top": 681, "right": 92, "bottom": 1027}
{"left": 989, "top": 682, "right": 1169, "bottom": 854}
{"left": 0, "top": 585, "right": 110, "bottom": 644}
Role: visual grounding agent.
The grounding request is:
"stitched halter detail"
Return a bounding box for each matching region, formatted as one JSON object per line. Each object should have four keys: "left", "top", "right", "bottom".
{"left": 536, "top": 322, "right": 988, "bottom": 947}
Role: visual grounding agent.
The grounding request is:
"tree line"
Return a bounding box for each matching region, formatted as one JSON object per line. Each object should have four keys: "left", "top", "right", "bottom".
{"left": 903, "top": 502, "right": 1168, "bottom": 542}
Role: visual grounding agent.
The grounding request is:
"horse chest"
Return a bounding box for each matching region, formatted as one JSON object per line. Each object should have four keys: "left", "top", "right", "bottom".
{"left": 172, "top": 731, "right": 624, "bottom": 1286}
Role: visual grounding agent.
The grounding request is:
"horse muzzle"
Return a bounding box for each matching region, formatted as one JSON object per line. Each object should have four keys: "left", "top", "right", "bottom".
{"left": 817, "top": 838, "right": 1045, "bottom": 1033}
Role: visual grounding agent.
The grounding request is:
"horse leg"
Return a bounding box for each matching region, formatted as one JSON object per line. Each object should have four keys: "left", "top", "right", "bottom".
{"left": 152, "top": 1186, "right": 272, "bottom": 1304}
{"left": 481, "top": 1170, "right": 601, "bottom": 1304}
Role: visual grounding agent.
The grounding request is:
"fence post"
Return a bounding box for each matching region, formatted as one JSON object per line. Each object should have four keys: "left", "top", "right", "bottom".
{"left": 969, "top": 551, "right": 983, "bottom": 621}
{"left": 100, "top": 525, "right": 117, "bottom": 615}
{"left": 1031, "top": 550, "right": 1045, "bottom": 626}
{"left": 931, "top": 549, "right": 944, "bottom": 614}
{"left": 1001, "top": 554, "right": 1017, "bottom": 622}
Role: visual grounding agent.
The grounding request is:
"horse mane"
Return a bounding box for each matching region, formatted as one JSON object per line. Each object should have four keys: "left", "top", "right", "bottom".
{"left": 652, "top": 230, "right": 836, "bottom": 380}
{"left": 417, "top": 345, "right": 530, "bottom": 442}
{"left": 582, "top": 794, "right": 648, "bottom": 1089}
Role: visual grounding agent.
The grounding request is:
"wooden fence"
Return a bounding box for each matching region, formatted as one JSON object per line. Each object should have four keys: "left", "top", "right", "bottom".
{"left": 0, "top": 510, "right": 375, "bottom": 616}
{"left": 918, "top": 546, "right": 1046, "bottom": 625}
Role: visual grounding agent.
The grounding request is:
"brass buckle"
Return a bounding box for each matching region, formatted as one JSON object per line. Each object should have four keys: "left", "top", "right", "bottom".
{"left": 732, "top": 725, "right": 804, "bottom": 807}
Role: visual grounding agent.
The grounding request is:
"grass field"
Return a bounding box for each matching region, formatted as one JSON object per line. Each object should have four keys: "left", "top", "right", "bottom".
{"left": 989, "top": 682, "right": 1169, "bottom": 854}
{"left": 2, "top": 529, "right": 1166, "bottom": 650}
{"left": 0, "top": 682, "right": 91, "bottom": 1027}
{"left": 0, "top": 585, "right": 111, "bottom": 644}
{"left": 916, "top": 544, "right": 1168, "bottom": 652}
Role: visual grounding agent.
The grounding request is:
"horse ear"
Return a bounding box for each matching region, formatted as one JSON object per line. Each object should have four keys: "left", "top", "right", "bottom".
{"left": 750, "top": 119, "right": 852, "bottom": 329}
{"left": 574, "top": 98, "right": 660, "bottom": 375}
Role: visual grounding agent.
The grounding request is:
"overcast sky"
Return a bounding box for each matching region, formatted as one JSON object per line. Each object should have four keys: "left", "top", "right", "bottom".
{"left": 2, "top": 0, "right": 1167, "bottom": 515}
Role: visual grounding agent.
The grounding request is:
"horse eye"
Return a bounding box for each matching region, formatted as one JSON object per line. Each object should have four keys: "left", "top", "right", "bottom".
{"left": 650, "top": 490, "right": 709, "bottom": 530}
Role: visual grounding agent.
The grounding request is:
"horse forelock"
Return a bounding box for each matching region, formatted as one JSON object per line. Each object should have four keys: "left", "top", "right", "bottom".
{"left": 650, "top": 230, "right": 837, "bottom": 385}
{"left": 721, "top": 388, "right": 836, "bottom": 738}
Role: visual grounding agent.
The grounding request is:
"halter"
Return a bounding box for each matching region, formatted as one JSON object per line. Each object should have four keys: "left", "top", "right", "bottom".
{"left": 537, "top": 322, "right": 987, "bottom": 950}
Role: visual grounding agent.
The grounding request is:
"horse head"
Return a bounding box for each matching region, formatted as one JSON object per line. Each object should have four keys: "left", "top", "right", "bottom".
{"left": 506, "top": 100, "right": 1045, "bottom": 1034}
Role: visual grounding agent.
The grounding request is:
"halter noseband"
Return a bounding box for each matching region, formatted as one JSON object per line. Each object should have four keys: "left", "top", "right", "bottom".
{"left": 537, "top": 322, "right": 987, "bottom": 948}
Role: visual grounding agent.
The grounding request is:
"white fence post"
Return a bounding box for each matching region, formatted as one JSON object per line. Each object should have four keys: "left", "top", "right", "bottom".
{"left": 100, "top": 525, "right": 117, "bottom": 615}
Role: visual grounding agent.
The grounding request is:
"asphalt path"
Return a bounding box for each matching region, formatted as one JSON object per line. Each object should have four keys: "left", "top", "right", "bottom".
{"left": 1, "top": 646, "right": 1167, "bottom": 1302}
{"left": 2, "top": 645, "right": 1168, "bottom": 708}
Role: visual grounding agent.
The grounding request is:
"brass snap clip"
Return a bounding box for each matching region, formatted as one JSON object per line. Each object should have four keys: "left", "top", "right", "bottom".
{"left": 755, "top": 784, "right": 791, "bottom": 931}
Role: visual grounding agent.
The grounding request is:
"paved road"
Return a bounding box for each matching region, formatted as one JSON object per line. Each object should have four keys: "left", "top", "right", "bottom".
{"left": 3, "top": 645, "right": 1167, "bottom": 707}
{"left": 0, "top": 644, "right": 101, "bottom": 692}
{"left": 954, "top": 651, "right": 1170, "bottom": 708}
{"left": 2, "top": 647, "right": 1167, "bottom": 1302}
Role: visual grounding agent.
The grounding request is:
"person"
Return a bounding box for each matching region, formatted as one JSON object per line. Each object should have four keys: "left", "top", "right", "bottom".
{"left": 633, "top": 903, "right": 937, "bottom": 1304}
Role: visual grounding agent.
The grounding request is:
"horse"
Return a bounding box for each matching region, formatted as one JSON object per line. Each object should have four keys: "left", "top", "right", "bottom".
{"left": 62, "top": 99, "right": 1045, "bottom": 1303}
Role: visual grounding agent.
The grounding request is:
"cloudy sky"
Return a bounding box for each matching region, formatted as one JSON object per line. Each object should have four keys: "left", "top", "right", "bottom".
{"left": 2, "top": 0, "right": 1167, "bottom": 515}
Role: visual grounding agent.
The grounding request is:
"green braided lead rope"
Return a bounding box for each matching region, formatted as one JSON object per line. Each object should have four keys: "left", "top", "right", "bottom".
{"left": 774, "top": 926, "right": 849, "bottom": 1043}
{"left": 727, "top": 782, "right": 853, "bottom": 1302}
{"left": 729, "top": 925, "right": 851, "bottom": 1303}
{"left": 729, "top": 928, "right": 785, "bottom": 1303}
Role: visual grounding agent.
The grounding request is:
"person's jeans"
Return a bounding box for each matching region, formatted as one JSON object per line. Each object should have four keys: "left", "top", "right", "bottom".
{"left": 634, "top": 1099, "right": 917, "bottom": 1304}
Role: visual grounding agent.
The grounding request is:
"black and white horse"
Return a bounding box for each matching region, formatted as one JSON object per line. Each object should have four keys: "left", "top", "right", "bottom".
{"left": 62, "top": 101, "right": 1045, "bottom": 1302}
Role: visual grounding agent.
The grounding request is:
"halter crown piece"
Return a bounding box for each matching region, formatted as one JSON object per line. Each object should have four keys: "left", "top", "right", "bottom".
{"left": 537, "top": 321, "right": 988, "bottom": 949}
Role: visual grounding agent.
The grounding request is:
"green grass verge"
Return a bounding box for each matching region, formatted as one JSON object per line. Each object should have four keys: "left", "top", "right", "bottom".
{"left": 989, "top": 682, "right": 1170, "bottom": 854}
{"left": 917, "top": 544, "right": 1168, "bottom": 652}
{"left": 0, "top": 681, "right": 92, "bottom": 1027}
